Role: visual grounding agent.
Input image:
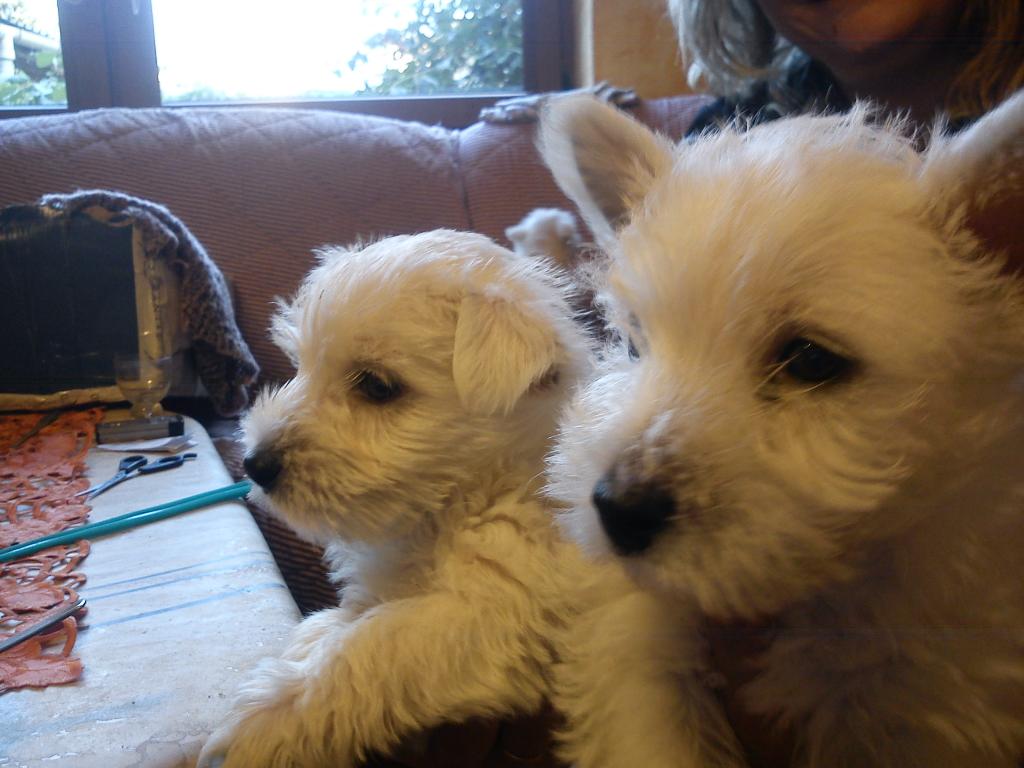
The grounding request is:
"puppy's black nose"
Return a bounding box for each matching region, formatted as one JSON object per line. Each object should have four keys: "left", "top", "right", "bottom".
{"left": 592, "top": 476, "right": 675, "bottom": 556}
{"left": 243, "top": 447, "right": 283, "bottom": 492}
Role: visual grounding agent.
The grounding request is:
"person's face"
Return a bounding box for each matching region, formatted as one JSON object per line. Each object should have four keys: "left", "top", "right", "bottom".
{"left": 754, "top": 0, "right": 965, "bottom": 86}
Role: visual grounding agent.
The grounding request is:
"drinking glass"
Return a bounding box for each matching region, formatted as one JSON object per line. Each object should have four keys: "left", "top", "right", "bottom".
{"left": 114, "top": 353, "right": 172, "bottom": 418}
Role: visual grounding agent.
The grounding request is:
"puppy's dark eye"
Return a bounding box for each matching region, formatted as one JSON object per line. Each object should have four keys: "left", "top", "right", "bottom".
{"left": 627, "top": 337, "right": 641, "bottom": 361}
{"left": 354, "top": 370, "right": 404, "bottom": 403}
{"left": 624, "top": 312, "right": 643, "bottom": 361}
{"left": 776, "top": 337, "right": 851, "bottom": 384}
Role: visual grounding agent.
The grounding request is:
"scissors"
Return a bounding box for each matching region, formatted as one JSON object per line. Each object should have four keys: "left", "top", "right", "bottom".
{"left": 76, "top": 453, "right": 197, "bottom": 501}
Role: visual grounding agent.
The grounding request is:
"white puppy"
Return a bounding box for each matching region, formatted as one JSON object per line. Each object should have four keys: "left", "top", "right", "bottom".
{"left": 197, "top": 229, "right": 589, "bottom": 767}
{"left": 539, "top": 93, "right": 1024, "bottom": 768}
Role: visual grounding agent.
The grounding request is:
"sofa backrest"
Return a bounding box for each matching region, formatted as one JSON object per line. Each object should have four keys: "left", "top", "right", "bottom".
{"left": 0, "top": 96, "right": 709, "bottom": 383}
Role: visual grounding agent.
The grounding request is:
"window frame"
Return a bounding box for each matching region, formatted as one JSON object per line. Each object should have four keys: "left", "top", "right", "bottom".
{"left": 0, "top": 0, "right": 573, "bottom": 127}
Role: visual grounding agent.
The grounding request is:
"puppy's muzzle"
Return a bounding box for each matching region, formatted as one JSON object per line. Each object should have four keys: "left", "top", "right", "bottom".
{"left": 592, "top": 475, "right": 675, "bottom": 555}
{"left": 243, "top": 446, "right": 284, "bottom": 492}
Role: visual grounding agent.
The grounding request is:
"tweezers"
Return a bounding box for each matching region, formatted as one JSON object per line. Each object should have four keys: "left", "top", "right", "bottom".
{"left": 0, "top": 596, "right": 87, "bottom": 654}
{"left": 0, "top": 481, "right": 252, "bottom": 564}
{"left": 10, "top": 411, "right": 61, "bottom": 450}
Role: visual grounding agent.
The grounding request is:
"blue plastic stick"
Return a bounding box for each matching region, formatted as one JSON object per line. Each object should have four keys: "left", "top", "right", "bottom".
{"left": 0, "top": 481, "right": 252, "bottom": 563}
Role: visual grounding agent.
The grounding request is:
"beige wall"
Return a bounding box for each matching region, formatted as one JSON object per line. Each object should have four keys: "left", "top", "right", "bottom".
{"left": 575, "top": 0, "right": 692, "bottom": 99}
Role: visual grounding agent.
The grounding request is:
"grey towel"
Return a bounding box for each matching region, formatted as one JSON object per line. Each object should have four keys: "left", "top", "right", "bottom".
{"left": 40, "top": 190, "right": 259, "bottom": 416}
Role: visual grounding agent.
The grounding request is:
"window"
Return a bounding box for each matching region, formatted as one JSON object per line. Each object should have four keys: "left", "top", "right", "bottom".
{"left": 0, "top": 0, "right": 573, "bottom": 127}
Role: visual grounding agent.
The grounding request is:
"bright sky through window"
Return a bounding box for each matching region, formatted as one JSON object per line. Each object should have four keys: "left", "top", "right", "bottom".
{"left": 10, "top": 0, "right": 59, "bottom": 36}
{"left": 152, "top": 0, "right": 420, "bottom": 102}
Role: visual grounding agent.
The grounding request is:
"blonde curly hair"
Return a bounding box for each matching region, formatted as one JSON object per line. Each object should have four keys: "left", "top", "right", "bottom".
{"left": 669, "top": 0, "right": 1024, "bottom": 119}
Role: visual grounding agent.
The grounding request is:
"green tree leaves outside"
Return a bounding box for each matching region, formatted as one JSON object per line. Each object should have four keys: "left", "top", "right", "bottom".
{"left": 0, "top": 1, "right": 34, "bottom": 30}
{"left": 351, "top": 0, "right": 523, "bottom": 95}
{"left": 0, "top": 2, "right": 66, "bottom": 106}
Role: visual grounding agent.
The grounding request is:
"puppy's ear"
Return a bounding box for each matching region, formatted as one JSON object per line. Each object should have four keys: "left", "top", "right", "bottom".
{"left": 453, "top": 293, "right": 560, "bottom": 416}
{"left": 539, "top": 95, "right": 674, "bottom": 247}
{"left": 270, "top": 297, "right": 301, "bottom": 368}
{"left": 921, "top": 91, "right": 1024, "bottom": 270}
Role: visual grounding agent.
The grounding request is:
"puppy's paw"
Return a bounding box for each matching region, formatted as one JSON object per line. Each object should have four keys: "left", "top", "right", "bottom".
{"left": 198, "top": 707, "right": 314, "bottom": 768}
{"left": 195, "top": 722, "right": 235, "bottom": 768}
{"left": 506, "top": 207, "right": 580, "bottom": 270}
{"left": 197, "top": 665, "right": 312, "bottom": 768}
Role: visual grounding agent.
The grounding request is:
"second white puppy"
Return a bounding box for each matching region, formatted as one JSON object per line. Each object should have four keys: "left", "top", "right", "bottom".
{"left": 540, "top": 93, "right": 1024, "bottom": 768}
{"left": 197, "top": 229, "right": 588, "bottom": 767}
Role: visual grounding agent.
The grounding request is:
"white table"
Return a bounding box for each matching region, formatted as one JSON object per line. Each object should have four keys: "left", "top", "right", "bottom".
{"left": 0, "top": 414, "right": 300, "bottom": 768}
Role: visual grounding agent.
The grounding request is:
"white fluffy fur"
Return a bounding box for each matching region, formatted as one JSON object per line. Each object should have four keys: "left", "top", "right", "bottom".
{"left": 540, "top": 92, "right": 1024, "bottom": 767}
{"left": 506, "top": 207, "right": 582, "bottom": 271}
{"left": 196, "top": 229, "right": 592, "bottom": 767}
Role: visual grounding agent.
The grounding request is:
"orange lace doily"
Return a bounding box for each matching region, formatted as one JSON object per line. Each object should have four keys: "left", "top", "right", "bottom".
{"left": 0, "top": 409, "right": 102, "bottom": 693}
